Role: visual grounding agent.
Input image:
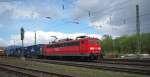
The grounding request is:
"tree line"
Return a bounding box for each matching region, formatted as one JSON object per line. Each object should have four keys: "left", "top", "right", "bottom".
{"left": 100, "top": 33, "right": 150, "bottom": 56}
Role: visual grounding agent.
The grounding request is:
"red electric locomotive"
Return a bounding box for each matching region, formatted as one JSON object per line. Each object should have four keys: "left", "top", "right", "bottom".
{"left": 42, "top": 36, "right": 103, "bottom": 60}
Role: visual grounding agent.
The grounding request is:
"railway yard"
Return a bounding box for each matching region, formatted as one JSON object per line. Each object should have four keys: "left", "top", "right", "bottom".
{"left": 0, "top": 57, "right": 149, "bottom": 77}
{"left": 0, "top": 0, "right": 150, "bottom": 77}
{"left": 2, "top": 36, "right": 150, "bottom": 77}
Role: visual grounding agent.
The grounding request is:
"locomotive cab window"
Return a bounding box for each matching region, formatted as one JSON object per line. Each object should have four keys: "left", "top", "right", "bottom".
{"left": 90, "top": 39, "right": 98, "bottom": 44}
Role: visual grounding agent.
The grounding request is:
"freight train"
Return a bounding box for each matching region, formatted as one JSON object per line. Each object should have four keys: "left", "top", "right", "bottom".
{"left": 5, "top": 36, "right": 103, "bottom": 60}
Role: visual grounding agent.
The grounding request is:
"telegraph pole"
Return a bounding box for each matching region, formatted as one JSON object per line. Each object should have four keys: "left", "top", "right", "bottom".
{"left": 35, "top": 32, "right": 37, "bottom": 45}
{"left": 136, "top": 4, "right": 141, "bottom": 54}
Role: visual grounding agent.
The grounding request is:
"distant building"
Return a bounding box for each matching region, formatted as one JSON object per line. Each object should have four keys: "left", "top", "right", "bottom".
{"left": 0, "top": 47, "right": 5, "bottom": 56}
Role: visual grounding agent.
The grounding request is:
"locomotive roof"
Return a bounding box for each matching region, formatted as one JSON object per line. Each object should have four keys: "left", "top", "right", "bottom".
{"left": 49, "top": 37, "right": 98, "bottom": 45}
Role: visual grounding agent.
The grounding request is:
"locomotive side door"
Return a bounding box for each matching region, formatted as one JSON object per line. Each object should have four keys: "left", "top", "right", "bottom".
{"left": 80, "top": 39, "right": 86, "bottom": 56}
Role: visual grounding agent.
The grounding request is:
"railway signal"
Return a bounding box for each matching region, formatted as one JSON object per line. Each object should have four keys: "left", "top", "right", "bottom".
{"left": 20, "top": 27, "right": 25, "bottom": 60}
{"left": 21, "top": 27, "right": 24, "bottom": 41}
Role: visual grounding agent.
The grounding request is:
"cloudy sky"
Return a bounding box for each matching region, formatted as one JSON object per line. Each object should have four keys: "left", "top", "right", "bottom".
{"left": 0, "top": 0, "right": 150, "bottom": 46}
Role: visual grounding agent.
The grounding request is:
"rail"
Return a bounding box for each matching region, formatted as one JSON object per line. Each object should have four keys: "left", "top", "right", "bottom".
{"left": 30, "top": 59, "right": 150, "bottom": 75}
{"left": 0, "top": 62, "right": 73, "bottom": 77}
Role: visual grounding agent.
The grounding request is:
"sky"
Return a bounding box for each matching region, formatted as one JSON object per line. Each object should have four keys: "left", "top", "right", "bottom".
{"left": 0, "top": 0, "right": 150, "bottom": 46}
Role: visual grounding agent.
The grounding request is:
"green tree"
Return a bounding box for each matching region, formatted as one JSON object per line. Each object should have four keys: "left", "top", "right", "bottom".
{"left": 100, "top": 35, "right": 113, "bottom": 53}
{"left": 100, "top": 33, "right": 150, "bottom": 55}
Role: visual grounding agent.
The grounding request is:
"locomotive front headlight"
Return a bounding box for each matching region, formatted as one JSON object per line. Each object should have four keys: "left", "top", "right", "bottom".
{"left": 97, "top": 47, "right": 101, "bottom": 50}
{"left": 90, "top": 47, "right": 94, "bottom": 50}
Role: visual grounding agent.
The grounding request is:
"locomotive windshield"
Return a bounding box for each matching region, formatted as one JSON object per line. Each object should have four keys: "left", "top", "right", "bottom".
{"left": 90, "top": 39, "right": 99, "bottom": 44}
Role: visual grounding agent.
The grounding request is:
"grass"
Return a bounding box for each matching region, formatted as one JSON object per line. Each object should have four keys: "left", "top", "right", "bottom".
{"left": 0, "top": 57, "right": 149, "bottom": 77}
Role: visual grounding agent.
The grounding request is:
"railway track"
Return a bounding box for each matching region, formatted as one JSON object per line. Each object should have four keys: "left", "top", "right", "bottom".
{"left": 95, "top": 59, "right": 150, "bottom": 66}
{"left": 0, "top": 63, "right": 73, "bottom": 77}
{"left": 29, "top": 59, "right": 150, "bottom": 75}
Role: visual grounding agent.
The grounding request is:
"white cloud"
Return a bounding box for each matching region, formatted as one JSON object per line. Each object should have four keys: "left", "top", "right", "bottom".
{"left": 0, "top": 1, "right": 63, "bottom": 20}
{"left": 0, "top": 38, "right": 7, "bottom": 47}
{"left": 71, "top": 0, "right": 114, "bottom": 20}
{"left": 0, "top": 24, "right": 3, "bottom": 28}
{"left": 0, "top": 2, "right": 14, "bottom": 13}
{"left": 12, "top": 8, "right": 40, "bottom": 19}
{"left": 71, "top": 0, "right": 150, "bottom": 36}
{"left": 8, "top": 31, "right": 102, "bottom": 46}
{"left": 0, "top": 2, "right": 39, "bottom": 19}
{"left": 90, "top": 16, "right": 126, "bottom": 36}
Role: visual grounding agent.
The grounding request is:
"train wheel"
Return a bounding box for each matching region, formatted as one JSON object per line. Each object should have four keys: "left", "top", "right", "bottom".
{"left": 89, "top": 54, "right": 96, "bottom": 60}
{"left": 97, "top": 54, "right": 103, "bottom": 61}
{"left": 100, "top": 54, "right": 103, "bottom": 59}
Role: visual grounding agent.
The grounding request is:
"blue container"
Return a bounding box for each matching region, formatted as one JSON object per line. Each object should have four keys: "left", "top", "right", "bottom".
{"left": 5, "top": 46, "right": 21, "bottom": 56}
{"left": 5, "top": 44, "right": 44, "bottom": 58}
{"left": 24, "top": 44, "right": 44, "bottom": 58}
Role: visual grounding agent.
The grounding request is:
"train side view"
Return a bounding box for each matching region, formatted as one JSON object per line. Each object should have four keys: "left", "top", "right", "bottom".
{"left": 5, "top": 36, "right": 103, "bottom": 60}
{"left": 40, "top": 36, "right": 103, "bottom": 60}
